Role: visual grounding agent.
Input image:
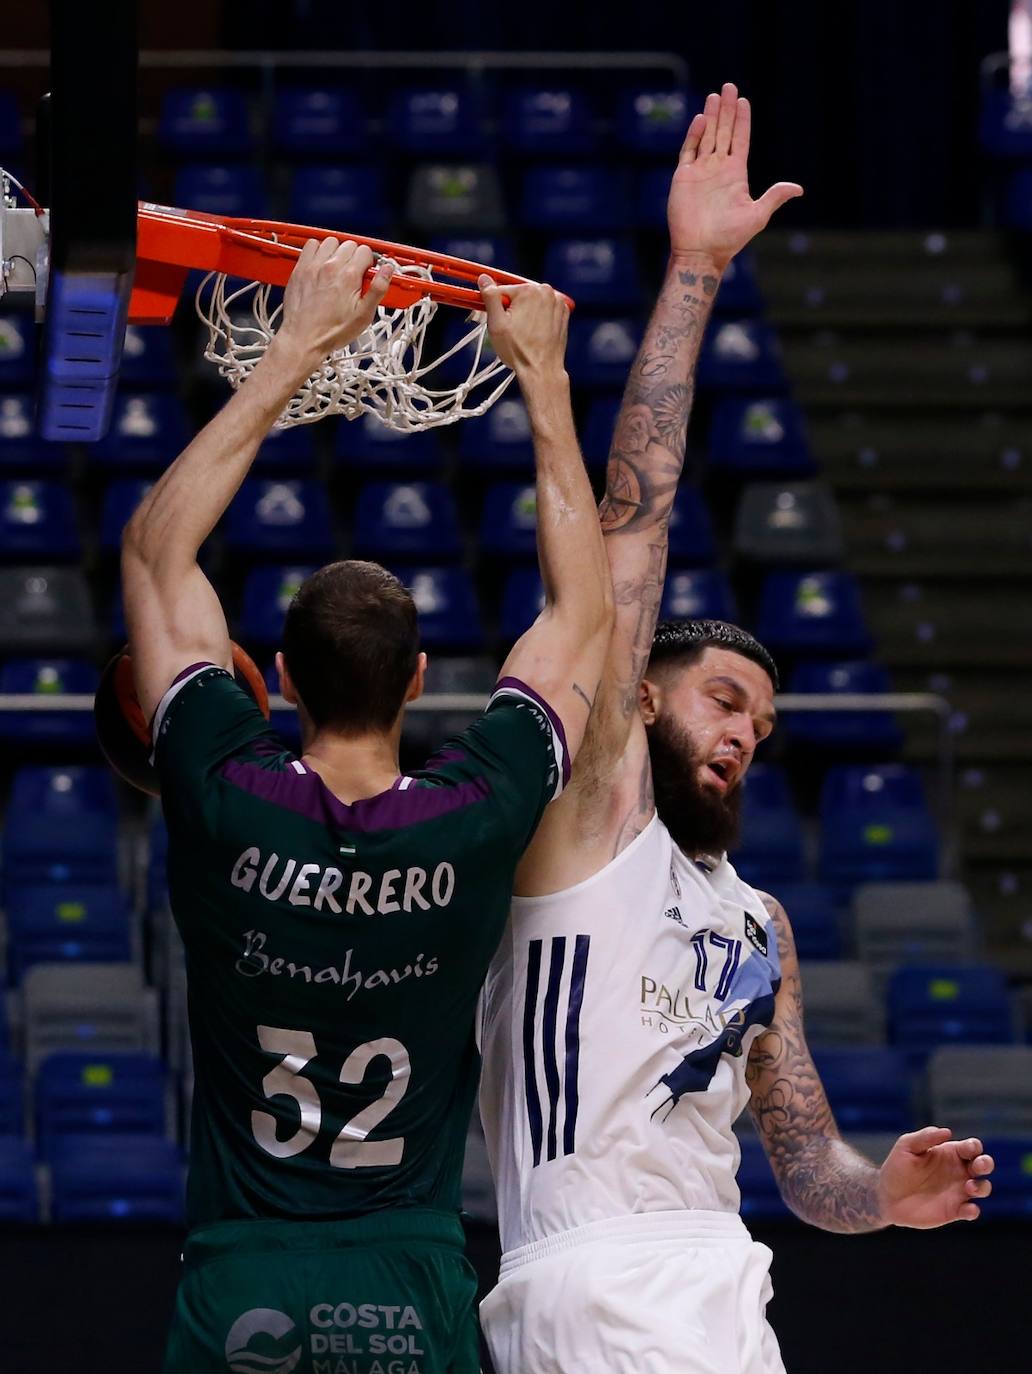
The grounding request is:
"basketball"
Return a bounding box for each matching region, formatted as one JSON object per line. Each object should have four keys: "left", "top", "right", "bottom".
{"left": 93, "top": 643, "right": 269, "bottom": 796}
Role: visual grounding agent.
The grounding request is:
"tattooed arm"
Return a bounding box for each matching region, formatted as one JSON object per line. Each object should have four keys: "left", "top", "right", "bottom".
{"left": 749, "top": 894, "right": 996, "bottom": 1232}
{"left": 516, "top": 84, "right": 803, "bottom": 891}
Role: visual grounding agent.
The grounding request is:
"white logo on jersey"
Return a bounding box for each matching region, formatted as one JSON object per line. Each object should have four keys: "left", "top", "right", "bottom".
{"left": 225, "top": 1309, "right": 301, "bottom": 1374}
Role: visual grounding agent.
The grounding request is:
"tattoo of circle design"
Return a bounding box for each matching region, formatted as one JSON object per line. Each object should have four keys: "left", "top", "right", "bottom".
{"left": 654, "top": 384, "right": 692, "bottom": 451}
{"left": 599, "top": 460, "right": 644, "bottom": 530}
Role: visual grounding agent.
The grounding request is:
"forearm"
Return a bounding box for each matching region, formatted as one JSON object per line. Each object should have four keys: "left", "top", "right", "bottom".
{"left": 123, "top": 334, "right": 320, "bottom": 567}
{"left": 523, "top": 367, "right": 611, "bottom": 639}
{"left": 759, "top": 1127, "right": 887, "bottom": 1234}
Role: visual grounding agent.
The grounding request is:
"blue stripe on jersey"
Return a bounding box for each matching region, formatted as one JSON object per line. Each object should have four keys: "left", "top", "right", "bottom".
{"left": 562, "top": 933, "right": 590, "bottom": 1157}
{"left": 541, "top": 936, "right": 567, "bottom": 1163}
{"left": 522, "top": 938, "right": 545, "bottom": 1167}
{"left": 653, "top": 988, "right": 776, "bottom": 1113}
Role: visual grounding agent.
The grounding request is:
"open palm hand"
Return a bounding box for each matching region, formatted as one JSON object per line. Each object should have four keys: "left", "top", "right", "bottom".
{"left": 878, "top": 1127, "right": 994, "bottom": 1228}
{"left": 669, "top": 83, "right": 803, "bottom": 270}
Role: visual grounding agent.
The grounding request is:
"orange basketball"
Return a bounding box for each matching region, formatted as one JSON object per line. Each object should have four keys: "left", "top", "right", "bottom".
{"left": 95, "top": 644, "right": 271, "bottom": 796}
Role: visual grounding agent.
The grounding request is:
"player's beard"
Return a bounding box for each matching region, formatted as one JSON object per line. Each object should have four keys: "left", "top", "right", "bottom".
{"left": 646, "top": 713, "right": 743, "bottom": 859}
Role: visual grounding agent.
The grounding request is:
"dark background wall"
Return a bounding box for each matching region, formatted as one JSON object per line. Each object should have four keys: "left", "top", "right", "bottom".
{"left": 1, "top": 1219, "right": 1026, "bottom": 1373}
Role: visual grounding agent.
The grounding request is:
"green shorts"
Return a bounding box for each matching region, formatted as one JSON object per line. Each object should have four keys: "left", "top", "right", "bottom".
{"left": 163, "top": 1208, "right": 479, "bottom": 1374}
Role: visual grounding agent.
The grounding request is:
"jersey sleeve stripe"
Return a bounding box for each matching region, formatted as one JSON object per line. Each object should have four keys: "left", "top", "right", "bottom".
{"left": 491, "top": 676, "right": 570, "bottom": 798}
{"left": 541, "top": 935, "right": 567, "bottom": 1164}
{"left": 562, "top": 934, "right": 590, "bottom": 1157}
{"left": 149, "top": 662, "right": 228, "bottom": 752}
{"left": 522, "top": 939, "right": 546, "bottom": 1168}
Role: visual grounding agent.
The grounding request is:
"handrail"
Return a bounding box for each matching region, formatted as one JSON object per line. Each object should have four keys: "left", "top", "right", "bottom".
{"left": 0, "top": 49, "right": 690, "bottom": 84}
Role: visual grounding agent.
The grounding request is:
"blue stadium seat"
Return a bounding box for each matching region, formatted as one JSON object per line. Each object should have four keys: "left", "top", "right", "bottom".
{"left": 637, "top": 167, "right": 675, "bottom": 229}
{"left": 288, "top": 166, "right": 389, "bottom": 236}
{"left": 659, "top": 569, "right": 737, "bottom": 622}
{"left": 581, "top": 395, "right": 620, "bottom": 469}
{"left": 240, "top": 566, "right": 314, "bottom": 647}
{"left": 48, "top": 1132, "right": 183, "bottom": 1222}
{"left": 480, "top": 483, "right": 537, "bottom": 560}
{"left": 0, "top": 658, "right": 99, "bottom": 746}
{"left": 542, "top": 238, "right": 642, "bottom": 310}
{"left": 667, "top": 487, "right": 717, "bottom": 566}
{"left": 397, "top": 567, "right": 483, "bottom": 650}
{"left": 731, "top": 764, "right": 807, "bottom": 885}
{"left": 1003, "top": 168, "right": 1032, "bottom": 230}
{"left": 387, "top": 87, "right": 489, "bottom": 155}
{"left": 785, "top": 660, "right": 904, "bottom": 755}
{"left": 91, "top": 393, "right": 190, "bottom": 471}
{"left": 0, "top": 1054, "right": 23, "bottom": 1136}
{"left": 617, "top": 89, "right": 695, "bottom": 155}
{"left": 6, "top": 882, "right": 132, "bottom": 982}
{"left": 173, "top": 164, "right": 268, "bottom": 218}
{"left": 708, "top": 396, "right": 816, "bottom": 479}
{"left": 118, "top": 326, "right": 177, "bottom": 388}
{"left": 0, "top": 396, "right": 69, "bottom": 473}
{"left": 979, "top": 88, "right": 1032, "bottom": 158}
{"left": 888, "top": 966, "right": 1016, "bottom": 1052}
{"left": 714, "top": 252, "right": 765, "bottom": 317}
{"left": 736, "top": 1137, "right": 791, "bottom": 1218}
{"left": 819, "top": 764, "right": 940, "bottom": 887}
{"left": 436, "top": 312, "right": 506, "bottom": 388}
{"left": 335, "top": 412, "right": 445, "bottom": 476}
{"left": 0, "top": 89, "right": 22, "bottom": 158}
{"left": 811, "top": 1047, "right": 913, "bottom": 1134}
{"left": 0, "top": 1137, "right": 38, "bottom": 1221}
{"left": 35, "top": 1053, "right": 169, "bottom": 1156}
{"left": 225, "top": 480, "right": 337, "bottom": 560}
{"left": 272, "top": 87, "right": 367, "bottom": 158}
{"left": 3, "top": 766, "right": 119, "bottom": 889}
{"left": 983, "top": 1140, "right": 1032, "bottom": 1218}
{"left": 428, "top": 235, "right": 515, "bottom": 270}
{"left": 252, "top": 423, "right": 318, "bottom": 474}
{"left": 0, "top": 481, "right": 80, "bottom": 562}
{"left": 459, "top": 398, "right": 534, "bottom": 473}
{"left": 353, "top": 481, "right": 462, "bottom": 562}
{"left": 769, "top": 881, "right": 842, "bottom": 960}
{"left": 520, "top": 167, "right": 630, "bottom": 232}
{"left": 158, "top": 87, "right": 253, "bottom": 158}
{"left": 500, "top": 568, "right": 545, "bottom": 644}
{"left": 566, "top": 316, "right": 641, "bottom": 389}
{"left": 0, "top": 313, "right": 35, "bottom": 387}
{"left": 697, "top": 320, "right": 786, "bottom": 392}
{"left": 755, "top": 571, "right": 872, "bottom": 658}
{"left": 503, "top": 89, "right": 596, "bottom": 155}
{"left": 100, "top": 479, "right": 153, "bottom": 553}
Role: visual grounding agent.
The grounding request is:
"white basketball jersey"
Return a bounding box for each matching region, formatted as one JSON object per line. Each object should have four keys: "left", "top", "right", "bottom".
{"left": 479, "top": 814, "right": 782, "bottom": 1255}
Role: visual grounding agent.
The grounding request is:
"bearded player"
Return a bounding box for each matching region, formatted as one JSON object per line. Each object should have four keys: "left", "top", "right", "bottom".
{"left": 121, "top": 239, "right": 612, "bottom": 1372}
{"left": 477, "top": 85, "right": 995, "bottom": 1373}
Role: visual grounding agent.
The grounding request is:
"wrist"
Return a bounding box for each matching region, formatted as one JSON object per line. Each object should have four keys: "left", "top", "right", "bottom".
{"left": 668, "top": 248, "right": 726, "bottom": 277}
{"left": 517, "top": 365, "right": 572, "bottom": 408}
{"left": 264, "top": 330, "right": 325, "bottom": 386}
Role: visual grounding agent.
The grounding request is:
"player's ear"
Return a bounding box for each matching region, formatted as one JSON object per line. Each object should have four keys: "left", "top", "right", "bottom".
{"left": 405, "top": 652, "right": 428, "bottom": 704}
{"left": 639, "top": 676, "right": 661, "bottom": 726}
{"left": 276, "top": 650, "right": 298, "bottom": 705}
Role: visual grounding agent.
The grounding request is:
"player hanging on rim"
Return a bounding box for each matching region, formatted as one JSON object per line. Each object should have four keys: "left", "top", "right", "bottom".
{"left": 477, "top": 84, "right": 996, "bottom": 1374}
{"left": 120, "top": 238, "right": 613, "bottom": 1373}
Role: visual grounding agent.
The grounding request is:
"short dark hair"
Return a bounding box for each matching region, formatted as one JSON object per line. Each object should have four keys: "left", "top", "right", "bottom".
{"left": 648, "top": 619, "right": 780, "bottom": 690}
{"left": 282, "top": 561, "right": 419, "bottom": 733}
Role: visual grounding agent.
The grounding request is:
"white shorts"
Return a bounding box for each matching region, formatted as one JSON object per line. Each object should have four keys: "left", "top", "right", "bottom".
{"left": 480, "top": 1210, "right": 787, "bottom": 1374}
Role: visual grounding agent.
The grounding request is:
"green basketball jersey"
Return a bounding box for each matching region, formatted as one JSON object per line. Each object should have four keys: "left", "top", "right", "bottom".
{"left": 154, "top": 664, "right": 566, "bottom": 1230}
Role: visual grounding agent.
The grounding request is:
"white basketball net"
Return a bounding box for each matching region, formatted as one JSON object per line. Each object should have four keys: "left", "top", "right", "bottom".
{"left": 195, "top": 258, "right": 515, "bottom": 432}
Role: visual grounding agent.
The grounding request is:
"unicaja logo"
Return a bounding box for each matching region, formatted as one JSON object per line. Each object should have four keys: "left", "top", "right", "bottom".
{"left": 225, "top": 1309, "right": 301, "bottom": 1374}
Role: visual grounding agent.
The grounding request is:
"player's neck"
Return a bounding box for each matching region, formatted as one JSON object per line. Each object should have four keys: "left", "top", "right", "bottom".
{"left": 300, "top": 726, "right": 402, "bottom": 805}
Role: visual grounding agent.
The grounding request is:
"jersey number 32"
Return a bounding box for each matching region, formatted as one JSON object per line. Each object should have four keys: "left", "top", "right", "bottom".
{"left": 251, "top": 1025, "right": 410, "bottom": 1168}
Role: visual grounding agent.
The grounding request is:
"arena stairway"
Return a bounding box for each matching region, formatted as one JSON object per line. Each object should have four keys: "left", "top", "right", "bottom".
{"left": 755, "top": 228, "right": 1032, "bottom": 979}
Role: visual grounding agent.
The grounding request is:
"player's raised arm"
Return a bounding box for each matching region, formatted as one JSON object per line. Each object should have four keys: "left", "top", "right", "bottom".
{"left": 748, "top": 894, "right": 995, "bottom": 1232}
{"left": 592, "top": 84, "right": 802, "bottom": 772}
{"left": 479, "top": 279, "right": 614, "bottom": 769}
{"left": 121, "top": 240, "right": 395, "bottom": 726}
